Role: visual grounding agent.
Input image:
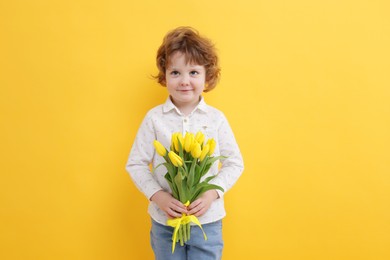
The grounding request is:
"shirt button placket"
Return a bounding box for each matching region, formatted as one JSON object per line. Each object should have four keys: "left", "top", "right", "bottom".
{"left": 183, "top": 117, "right": 190, "bottom": 134}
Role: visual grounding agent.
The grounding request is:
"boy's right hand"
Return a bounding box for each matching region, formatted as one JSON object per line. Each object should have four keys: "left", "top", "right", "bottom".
{"left": 150, "top": 190, "right": 188, "bottom": 219}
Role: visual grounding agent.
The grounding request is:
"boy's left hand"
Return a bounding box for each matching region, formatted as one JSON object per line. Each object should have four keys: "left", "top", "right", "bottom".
{"left": 187, "top": 190, "right": 219, "bottom": 217}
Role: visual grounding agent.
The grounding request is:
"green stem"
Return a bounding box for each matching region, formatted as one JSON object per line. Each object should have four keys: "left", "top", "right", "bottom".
{"left": 179, "top": 225, "right": 184, "bottom": 246}
{"left": 183, "top": 223, "right": 187, "bottom": 242}
{"left": 187, "top": 223, "right": 191, "bottom": 241}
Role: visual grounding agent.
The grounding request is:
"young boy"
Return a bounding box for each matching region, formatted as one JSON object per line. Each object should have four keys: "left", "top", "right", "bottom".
{"left": 126, "top": 27, "right": 244, "bottom": 260}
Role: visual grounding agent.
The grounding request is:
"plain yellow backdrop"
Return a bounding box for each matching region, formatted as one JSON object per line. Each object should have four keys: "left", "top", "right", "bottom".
{"left": 1, "top": 0, "right": 389, "bottom": 259}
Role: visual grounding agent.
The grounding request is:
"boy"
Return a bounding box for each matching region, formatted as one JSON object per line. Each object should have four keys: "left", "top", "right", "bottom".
{"left": 126, "top": 27, "right": 244, "bottom": 260}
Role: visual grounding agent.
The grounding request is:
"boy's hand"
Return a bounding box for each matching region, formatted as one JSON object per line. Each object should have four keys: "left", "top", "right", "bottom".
{"left": 187, "top": 190, "right": 219, "bottom": 217}
{"left": 150, "top": 190, "right": 188, "bottom": 219}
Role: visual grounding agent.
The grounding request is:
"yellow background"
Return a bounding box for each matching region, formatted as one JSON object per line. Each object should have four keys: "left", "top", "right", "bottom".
{"left": 1, "top": 0, "right": 389, "bottom": 259}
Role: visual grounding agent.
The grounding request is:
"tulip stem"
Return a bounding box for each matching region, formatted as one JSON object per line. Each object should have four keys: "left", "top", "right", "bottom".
{"left": 183, "top": 223, "right": 187, "bottom": 242}
{"left": 187, "top": 223, "right": 191, "bottom": 241}
{"left": 179, "top": 225, "right": 184, "bottom": 246}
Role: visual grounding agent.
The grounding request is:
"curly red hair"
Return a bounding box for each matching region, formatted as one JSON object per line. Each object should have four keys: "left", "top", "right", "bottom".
{"left": 155, "top": 27, "right": 220, "bottom": 92}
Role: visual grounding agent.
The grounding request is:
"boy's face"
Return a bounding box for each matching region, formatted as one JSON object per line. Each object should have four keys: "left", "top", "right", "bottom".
{"left": 165, "top": 52, "right": 206, "bottom": 110}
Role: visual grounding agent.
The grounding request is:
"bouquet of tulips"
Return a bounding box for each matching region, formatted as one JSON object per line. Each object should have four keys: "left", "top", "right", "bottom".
{"left": 153, "top": 131, "right": 225, "bottom": 253}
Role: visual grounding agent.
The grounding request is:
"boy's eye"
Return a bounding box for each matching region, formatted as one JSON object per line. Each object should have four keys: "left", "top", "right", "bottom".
{"left": 170, "top": 71, "right": 179, "bottom": 76}
{"left": 190, "top": 71, "right": 199, "bottom": 76}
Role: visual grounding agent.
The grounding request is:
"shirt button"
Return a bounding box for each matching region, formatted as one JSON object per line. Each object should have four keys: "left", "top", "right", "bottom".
{"left": 184, "top": 119, "right": 188, "bottom": 123}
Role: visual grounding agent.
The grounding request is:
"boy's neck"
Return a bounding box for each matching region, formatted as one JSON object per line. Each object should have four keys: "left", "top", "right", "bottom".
{"left": 170, "top": 96, "right": 202, "bottom": 116}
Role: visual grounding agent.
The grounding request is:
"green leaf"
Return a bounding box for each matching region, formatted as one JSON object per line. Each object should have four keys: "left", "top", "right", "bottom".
{"left": 178, "top": 137, "right": 184, "bottom": 157}
{"left": 164, "top": 162, "right": 177, "bottom": 182}
{"left": 190, "top": 183, "right": 224, "bottom": 202}
{"left": 164, "top": 172, "right": 172, "bottom": 183}
{"left": 151, "top": 162, "right": 165, "bottom": 174}
{"left": 193, "top": 164, "right": 202, "bottom": 185}
{"left": 207, "top": 155, "right": 226, "bottom": 166}
{"left": 199, "top": 155, "right": 226, "bottom": 177}
{"left": 203, "top": 175, "right": 217, "bottom": 183}
{"left": 174, "top": 171, "right": 187, "bottom": 203}
{"left": 198, "top": 156, "right": 209, "bottom": 173}
{"left": 201, "top": 164, "right": 212, "bottom": 177}
{"left": 164, "top": 173, "right": 178, "bottom": 199}
{"left": 187, "top": 158, "right": 197, "bottom": 189}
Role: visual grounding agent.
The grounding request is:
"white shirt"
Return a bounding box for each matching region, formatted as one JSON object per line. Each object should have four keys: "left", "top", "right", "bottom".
{"left": 125, "top": 96, "right": 244, "bottom": 225}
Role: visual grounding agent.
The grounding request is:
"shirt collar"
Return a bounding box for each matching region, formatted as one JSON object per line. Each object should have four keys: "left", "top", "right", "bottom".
{"left": 162, "top": 96, "right": 208, "bottom": 114}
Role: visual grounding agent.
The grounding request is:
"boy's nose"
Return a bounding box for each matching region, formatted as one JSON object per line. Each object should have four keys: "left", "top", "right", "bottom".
{"left": 180, "top": 75, "right": 190, "bottom": 86}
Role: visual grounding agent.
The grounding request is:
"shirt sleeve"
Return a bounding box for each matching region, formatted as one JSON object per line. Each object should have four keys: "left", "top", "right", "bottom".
{"left": 209, "top": 113, "right": 244, "bottom": 198}
{"left": 125, "top": 113, "right": 163, "bottom": 200}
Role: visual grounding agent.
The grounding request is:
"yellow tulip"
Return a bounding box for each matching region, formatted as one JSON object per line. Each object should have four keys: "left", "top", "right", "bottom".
{"left": 195, "top": 131, "right": 205, "bottom": 145}
{"left": 172, "top": 133, "right": 180, "bottom": 152}
{"left": 168, "top": 151, "right": 183, "bottom": 167}
{"left": 191, "top": 142, "right": 201, "bottom": 158}
{"left": 207, "top": 139, "right": 216, "bottom": 156}
{"left": 171, "top": 133, "right": 178, "bottom": 152}
{"left": 172, "top": 132, "right": 184, "bottom": 151}
{"left": 184, "top": 133, "right": 194, "bottom": 152}
{"left": 153, "top": 140, "right": 167, "bottom": 156}
{"left": 177, "top": 133, "right": 184, "bottom": 148}
{"left": 199, "top": 144, "right": 210, "bottom": 161}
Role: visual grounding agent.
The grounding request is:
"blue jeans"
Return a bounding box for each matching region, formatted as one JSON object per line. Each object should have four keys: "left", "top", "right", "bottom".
{"left": 150, "top": 219, "right": 223, "bottom": 260}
